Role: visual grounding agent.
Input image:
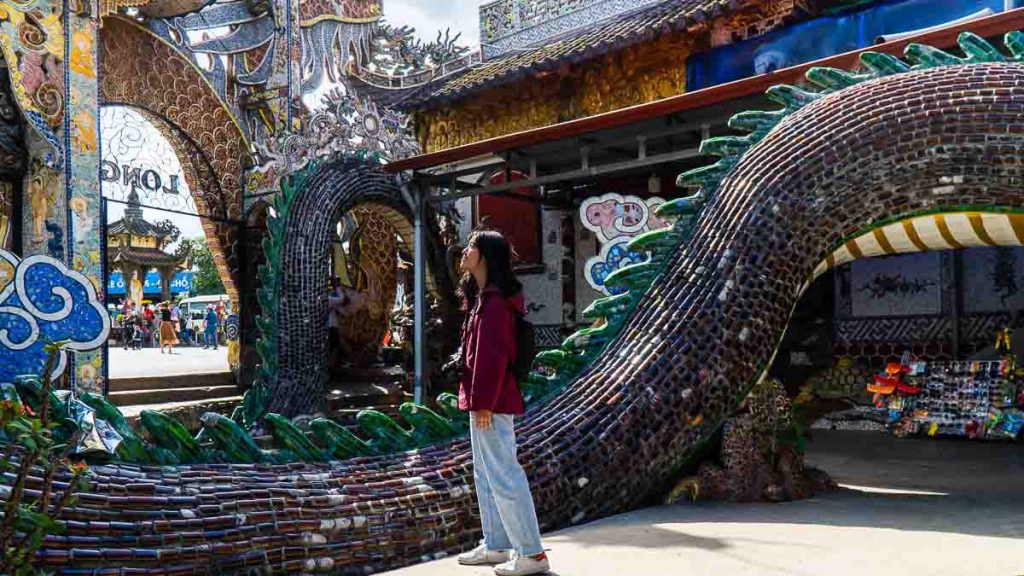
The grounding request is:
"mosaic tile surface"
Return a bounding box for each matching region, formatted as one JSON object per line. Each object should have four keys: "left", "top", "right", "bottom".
{"left": 3, "top": 31, "right": 1024, "bottom": 576}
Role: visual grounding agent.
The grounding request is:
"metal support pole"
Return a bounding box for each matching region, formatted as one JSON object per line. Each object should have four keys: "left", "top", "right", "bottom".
{"left": 412, "top": 182, "right": 426, "bottom": 405}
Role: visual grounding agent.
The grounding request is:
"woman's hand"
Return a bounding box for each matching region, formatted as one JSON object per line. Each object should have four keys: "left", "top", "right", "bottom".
{"left": 475, "top": 410, "right": 493, "bottom": 430}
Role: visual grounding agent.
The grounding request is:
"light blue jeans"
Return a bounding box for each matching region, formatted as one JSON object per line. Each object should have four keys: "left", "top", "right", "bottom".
{"left": 470, "top": 412, "right": 544, "bottom": 556}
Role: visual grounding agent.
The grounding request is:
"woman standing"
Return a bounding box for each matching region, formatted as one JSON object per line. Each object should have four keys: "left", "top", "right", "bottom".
{"left": 454, "top": 230, "right": 549, "bottom": 576}
{"left": 158, "top": 301, "right": 178, "bottom": 354}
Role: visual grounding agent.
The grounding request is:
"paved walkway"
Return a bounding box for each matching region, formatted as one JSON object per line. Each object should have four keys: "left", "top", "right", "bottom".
{"left": 108, "top": 346, "right": 229, "bottom": 378}
{"left": 384, "top": 431, "right": 1024, "bottom": 576}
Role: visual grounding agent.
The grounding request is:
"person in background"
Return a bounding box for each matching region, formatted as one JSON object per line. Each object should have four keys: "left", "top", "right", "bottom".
{"left": 173, "top": 301, "right": 191, "bottom": 346}
{"left": 157, "top": 301, "right": 178, "bottom": 354}
{"left": 170, "top": 301, "right": 181, "bottom": 333}
{"left": 202, "top": 304, "right": 220, "bottom": 350}
{"left": 121, "top": 309, "right": 137, "bottom": 351}
{"left": 454, "top": 230, "right": 549, "bottom": 576}
{"left": 327, "top": 277, "right": 345, "bottom": 372}
{"left": 120, "top": 300, "right": 136, "bottom": 349}
{"left": 215, "top": 299, "right": 228, "bottom": 346}
{"left": 142, "top": 303, "right": 156, "bottom": 346}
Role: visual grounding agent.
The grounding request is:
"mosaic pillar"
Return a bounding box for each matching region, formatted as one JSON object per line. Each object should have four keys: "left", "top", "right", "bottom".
{"left": 64, "top": 0, "right": 103, "bottom": 392}
{"left": 0, "top": 0, "right": 104, "bottom": 392}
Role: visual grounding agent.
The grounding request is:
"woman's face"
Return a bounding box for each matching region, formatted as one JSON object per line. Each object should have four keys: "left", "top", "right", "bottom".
{"left": 460, "top": 243, "right": 483, "bottom": 274}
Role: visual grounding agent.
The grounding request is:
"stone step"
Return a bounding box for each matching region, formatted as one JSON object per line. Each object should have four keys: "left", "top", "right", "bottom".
{"left": 108, "top": 372, "right": 235, "bottom": 393}
{"left": 121, "top": 397, "right": 242, "bottom": 420}
{"left": 109, "top": 385, "right": 241, "bottom": 407}
{"left": 331, "top": 365, "right": 409, "bottom": 387}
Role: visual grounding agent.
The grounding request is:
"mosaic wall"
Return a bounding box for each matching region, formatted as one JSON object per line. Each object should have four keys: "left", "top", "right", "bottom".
{"left": 580, "top": 193, "right": 668, "bottom": 295}
{"left": 0, "top": 248, "right": 110, "bottom": 382}
{"left": 0, "top": 0, "right": 105, "bottom": 392}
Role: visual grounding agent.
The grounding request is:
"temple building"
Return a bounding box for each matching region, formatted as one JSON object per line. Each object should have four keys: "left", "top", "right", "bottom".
{"left": 106, "top": 188, "right": 189, "bottom": 303}
{"left": 383, "top": 0, "right": 1024, "bottom": 421}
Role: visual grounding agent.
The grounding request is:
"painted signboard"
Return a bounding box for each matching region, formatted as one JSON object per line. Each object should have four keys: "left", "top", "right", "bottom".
{"left": 687, "top": 0, "right": 1004, "bottom": 92}
{"left": 106, "top": 271, "right": 193, "bottom": 296}
{"left": 845, "top": 252, "right": 942, "bottom": 318}
{"left": 963, "top": 247, "right": 1024, "bottom": 313}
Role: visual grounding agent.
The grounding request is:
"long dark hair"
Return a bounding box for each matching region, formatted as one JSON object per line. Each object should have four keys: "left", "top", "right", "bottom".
{"left": 457, "top": 229, "right": 523, "bottom": 313}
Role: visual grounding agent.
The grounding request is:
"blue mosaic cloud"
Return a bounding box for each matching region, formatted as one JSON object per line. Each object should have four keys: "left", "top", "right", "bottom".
{"left": 0, "top": 250, "right": 109, "bottom": 383}
{"left": 585, "top": 240, "right": 648, "bottom": 296}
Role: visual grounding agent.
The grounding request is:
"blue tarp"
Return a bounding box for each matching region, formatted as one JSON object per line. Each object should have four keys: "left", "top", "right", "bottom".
{"left": 107, "top": 271, "right": 193, "bottom": 296}
{"left": 686, "top": 0, "right": 1007, "bottom": 92}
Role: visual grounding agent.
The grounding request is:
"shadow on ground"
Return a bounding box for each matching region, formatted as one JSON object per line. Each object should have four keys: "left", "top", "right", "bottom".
{"left": 384, "top": 430, "right": 1024, "bottom": 575}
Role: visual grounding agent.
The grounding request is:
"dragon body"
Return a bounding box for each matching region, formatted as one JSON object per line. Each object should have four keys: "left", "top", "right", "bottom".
{"left": 7, "top": 32, "right": 1024, "bottom": 574}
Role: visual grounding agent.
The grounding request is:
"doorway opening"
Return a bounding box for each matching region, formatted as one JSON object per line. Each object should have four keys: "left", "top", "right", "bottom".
{"left": 100, "top": 106, "right": 241, "bottom": 415}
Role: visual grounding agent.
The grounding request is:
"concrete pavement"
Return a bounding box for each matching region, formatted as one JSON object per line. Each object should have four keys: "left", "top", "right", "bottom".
{"left": 383, "top": 431, "right": 1024, "bottom": 576}
{"left": 108, "top": 346, "right": 229, "bottom": 378}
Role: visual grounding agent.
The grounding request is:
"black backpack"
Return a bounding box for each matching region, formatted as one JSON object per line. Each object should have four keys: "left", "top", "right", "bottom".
{"left": 511, "top": 312, "right": 536, "bottom": 383}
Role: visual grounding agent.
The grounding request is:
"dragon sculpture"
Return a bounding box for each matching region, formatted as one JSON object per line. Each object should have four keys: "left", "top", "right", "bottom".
{"left": 3, "top": 31, "right": 1024, "bottom": 573}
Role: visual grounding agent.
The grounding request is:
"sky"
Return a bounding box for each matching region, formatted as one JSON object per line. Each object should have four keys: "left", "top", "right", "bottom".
{"left": 384, "top": 0, "right": 481, "bottom": 47}
{"left": 101, "top": 107, "right": 205, "bottom": 244}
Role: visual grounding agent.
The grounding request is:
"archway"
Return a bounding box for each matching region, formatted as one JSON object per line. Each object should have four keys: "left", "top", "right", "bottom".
{"left": 263, "top": 157, "right": 458, "bottom": 417}
{"left": 99, "top": 105, "right": 238, "bottom": 388}
{"left": 99, "top": 16, "right": 250, "bottom": 304}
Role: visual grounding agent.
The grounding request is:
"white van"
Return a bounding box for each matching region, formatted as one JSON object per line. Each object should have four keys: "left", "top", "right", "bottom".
{"left": 178, "top": 295, "right": 232, "bottom": 334}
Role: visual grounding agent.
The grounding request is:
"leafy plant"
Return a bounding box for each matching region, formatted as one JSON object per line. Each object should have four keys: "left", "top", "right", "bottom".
{"left": 181, "top": 237, "right": 226, "bottom": 296}
{"left": 0, "top": 341, "right": 89, "bottom": 574}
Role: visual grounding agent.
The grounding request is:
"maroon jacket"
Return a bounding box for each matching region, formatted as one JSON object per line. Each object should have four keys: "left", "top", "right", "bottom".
{"left": 458, "top": 287, "right": 526, "bottom": 414}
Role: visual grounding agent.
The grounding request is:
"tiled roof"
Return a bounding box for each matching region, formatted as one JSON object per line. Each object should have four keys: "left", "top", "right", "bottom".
{"left": 107, "top": 215, "right": 160, "bottom": 238}
{"left": 108, "top": 246, "right": 188, "bottom": 267}
{"left": 402, "top": 0, "right": 740, "bottom": 108}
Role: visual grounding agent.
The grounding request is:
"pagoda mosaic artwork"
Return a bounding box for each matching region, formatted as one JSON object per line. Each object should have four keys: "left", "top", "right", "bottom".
{"left": 0, "top": 0, "right": 1023, "bottom": 572}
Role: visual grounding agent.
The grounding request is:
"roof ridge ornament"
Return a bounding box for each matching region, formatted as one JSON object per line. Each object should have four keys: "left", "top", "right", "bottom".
{"left": 250, "top": 88, "right": 421, "bottom": 182}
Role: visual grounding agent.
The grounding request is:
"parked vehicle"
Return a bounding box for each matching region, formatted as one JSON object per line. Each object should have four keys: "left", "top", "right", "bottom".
{"left": 178, "top": 295, "right": 232, "bottom": 345}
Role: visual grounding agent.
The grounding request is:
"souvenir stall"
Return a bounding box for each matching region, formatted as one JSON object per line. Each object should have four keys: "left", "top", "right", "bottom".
{"left": 867, "top": 350, "right": 1024, "bottom": 440}
{"left": 808, "top": 248, "right": 1024, "bottom": 441}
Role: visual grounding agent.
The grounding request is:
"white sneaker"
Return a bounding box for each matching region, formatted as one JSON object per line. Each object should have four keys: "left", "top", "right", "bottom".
{"left": 457, "top": 543, "right": 510, "bottom": 566}
{"left": 494, "top": 551, "right": 550, "bottom": 576}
